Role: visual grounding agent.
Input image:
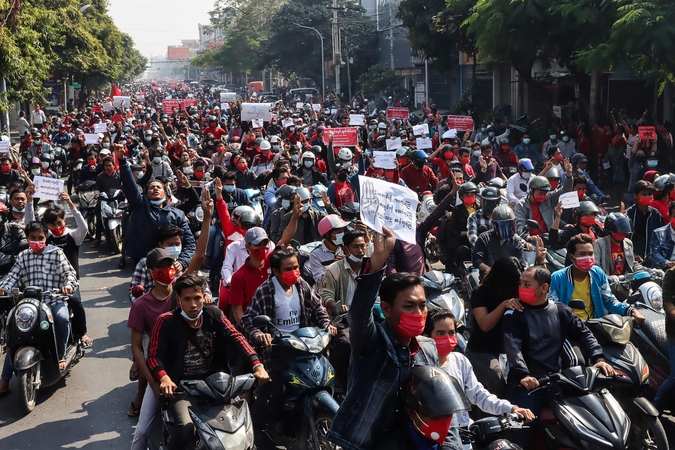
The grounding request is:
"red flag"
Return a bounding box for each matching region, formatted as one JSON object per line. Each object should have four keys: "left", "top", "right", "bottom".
{"left": 110, "top": 84, "right": 122, "bottom": 97}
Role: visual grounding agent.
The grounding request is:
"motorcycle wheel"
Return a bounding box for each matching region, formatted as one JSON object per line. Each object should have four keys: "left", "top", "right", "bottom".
{"left": 629, "top": 414, "right": 668, "bottom": 450}
{"left": 17, "top": 366, "right": 38, "bottom": 414}
{"left": 108, "top": 227, "right": 122, "bottom": 254}
{"left": 306, "top": 411, "right": 337, "bottom": 450}
{"left": 86, "top": 215, "right": 96, "bottom": 239}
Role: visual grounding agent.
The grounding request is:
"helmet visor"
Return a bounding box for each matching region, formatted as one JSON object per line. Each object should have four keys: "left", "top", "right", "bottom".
{"left": 493, "top": 219, "right": 515, "bottom": 240}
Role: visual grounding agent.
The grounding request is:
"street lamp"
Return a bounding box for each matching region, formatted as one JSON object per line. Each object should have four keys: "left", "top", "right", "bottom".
{"left": 293, "top": 23, "right": 325, "bottom": 100}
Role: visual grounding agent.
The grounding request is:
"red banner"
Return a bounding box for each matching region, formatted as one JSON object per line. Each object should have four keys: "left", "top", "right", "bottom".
{"left": 162, "top": 99, "right": 180, "bottom": 114}
{"left": 638, "top": 126, "right": 656, "bottom": 140}
{"left": 323, "top": 127, "right": 359, "bottom": 147}
{"left": 179, "top": 98, "right": 199, "bottom": 110}
{"left": 446, "top": 115, "right": 474, "bottom": 131}
{"left": 387, "top": 107, "right": 409, "bottom": 119}
{"left": 112, "top": 114, "right": 124, "bottom": 123}
{"left": 92, "top": 105, "right": 102, "bottom": 113}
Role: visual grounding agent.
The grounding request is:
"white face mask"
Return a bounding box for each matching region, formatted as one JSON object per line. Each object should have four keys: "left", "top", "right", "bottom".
{"left": 348, "top": 252, "right": 363, "bottom": 263}
{"left": 473, "top": 150, "right": 481, "bottom": 158}
{"left": 521, "top": 172, "right": 532, "bottom": 179}
{"left": 302, "top": 203, "right": 310, "bottom": 212}
{"left": 182, "top": 166, "right": 194, "bottom": 175}
{"left": 31, "top": 168, "right": 40, "bottom": 176}
{"left": 333, "top": 232, "right": 344, "bottom": 246}
{"left": 165, "top": 245, "right": 182, "bottom": 260}
{"left": 281, "top": 199, "right": 291, "bottom": 210}
{"left": 304, "top": 160, "right": 313, "bottom": 168}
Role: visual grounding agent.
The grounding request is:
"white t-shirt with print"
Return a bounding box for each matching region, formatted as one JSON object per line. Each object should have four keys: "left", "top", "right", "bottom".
{"left": 272, "top": 276, "right": 301, "bottom": 334}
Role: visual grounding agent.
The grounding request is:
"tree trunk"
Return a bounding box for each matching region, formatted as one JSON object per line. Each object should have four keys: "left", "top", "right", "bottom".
{"left": 589, "top": 68, "right": 601, "bottom": 124}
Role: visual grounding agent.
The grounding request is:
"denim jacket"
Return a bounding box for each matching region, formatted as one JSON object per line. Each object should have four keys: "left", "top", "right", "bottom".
{"left": 327, "top": 269, "right": 445, "bottom": 450}
{"left": 647, "top": 224, "right": 675, "bottom": 269}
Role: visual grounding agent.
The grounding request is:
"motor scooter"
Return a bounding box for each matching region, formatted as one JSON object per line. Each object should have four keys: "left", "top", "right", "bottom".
{"left": 74, "top": 180, "right": 98, "bottom": 239}
{"left": 251, "top": 315, "right": 340, "bottom": 450}
{"left": 52, "top": 146, "right": 66, "bottom": 177}
{"left": 421, "top": 270, "right": 469, "bottom": 351}
{"left": 459, "top": 413, "right": 524, "bottom": 450}
{"left": 99, "top": 189, "right": 126, "bottom": 253}
{"left": 157, "top": 372, "right": 256, "bottom": 450}
{"left": 4, "top": 287, "right": 84, "bottom": 414}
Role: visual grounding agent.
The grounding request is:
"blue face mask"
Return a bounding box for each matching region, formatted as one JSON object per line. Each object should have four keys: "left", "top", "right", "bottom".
{"left": 523, "top": 138, "right": 531, "bottom": 145}
{"left": 291, "top": 154, "right": 299, "bottom": 161}
{"left": 562, "top": 136, "right": 570, "bottom": 143}
{"left": 281, "top": 199, "right": 291, "bottom": 210}
{"left": 550, "top": 135, "right": 557, "bottom": 141}
{"left": 481, "top": 128, "right": 486, "bottom": 133}
{"left": 223, "top": 185, "right": 236, "bottom": 193}
{"left": 180, "top": 309, "right": 203, "bottom": 322}
{"left": 150, "top": 198, "right": 165, "bottom": 206}
{"left": 12, "top": 207, "right": 25, "bottom": 213}
{"left": 488, "top": 132, "right": 495, "bottom": 137}
{"left": 165, "top": 245, "right": 182, "bottom": 260}
{"left": 153, "top": 157, "right": 161, "bottom": 164}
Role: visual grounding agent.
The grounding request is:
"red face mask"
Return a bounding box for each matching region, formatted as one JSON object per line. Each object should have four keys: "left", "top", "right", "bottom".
{"left": 104, "top": 167, "right": 114, "bottom": 175}
{"left": 443, "top": 152, "right": 453, "bottom": 160}
{"left": 50, "top": 225, "right": 66, "bottom": 237}
{"left": 462, "top": 194, "right": 476, "bottom": 206}
{"left": 533, "top": 193, "right": 547, "bottom": 203}
{"left": 384, "top": 171, "right": 394, "bottom": 180}
{"left": 554, "top": 154, "right": 563, "bottom": 162}
{"left": 278, "top": 179, "right": 287, "bottom": 186}
{"left": 237, "top": 162, "right": 248, "bottom": 172}
{"left": 0, "top": 166, "right": 10, "bottom": 174}
{"left": 579, "top": 216, "right": 595, "bottom": 227}
{"left": 250, "top": 247, "right": 268, "bottom": 261}
{"left": 392, "top": 311, "right": 427, "bottom": 339}
{"left": 549, "top": 180, "right": 559, "bottom": 189}
{"left": 611, "top": 232, "right": 628, "bottom": 242}
{"left": 88, "top": 160, "right": 96, "bottom": 166}
{"left": 194, "top": 171, "right": 205, "bottom": 180}
{"left": 281, "top": 269, "right": 301, "bottom": 286}
{"left": 28, "top": 241, "right": 46, "bottom": 253}
{"left": 373, "top": 169, "right": 384, "bottom": 177}
{"left": 577, "top": 189, "right": 586, "bottom": 199}
{"left": 501, "top": 145, "right": 510, "bottom": 151}
{"left": 461, "top": 156, "right": 470, "bottom": 164}
{"left": 638, "top": 195, "right": 653, "bottom": 206}
{"left": 433, "top": 335, "right": 458, "bottom": 356}
{"left": 152, "top": 267, "right": 176, "bottom": 286}
{"left": 412, "top": 413, "right": 452, "bottom": 445}
{"left": 518, "top": 286, "right": 539, "bottom": 305}
{"left": 573, "top": 256, "right": 595, "bottom": 272}
{"left": 399, "top": 157, "right": 409, "bottom": 166}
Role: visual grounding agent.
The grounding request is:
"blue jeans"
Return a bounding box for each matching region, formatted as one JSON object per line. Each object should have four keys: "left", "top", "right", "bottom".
{"left": 653, "top": 340, "right": 675, "bottom": 411}
{"left": 506, "top": 384, "right": 548, "bottom": 448}
{"left": 1, "top": 302, "right": 70, "bottom": 380}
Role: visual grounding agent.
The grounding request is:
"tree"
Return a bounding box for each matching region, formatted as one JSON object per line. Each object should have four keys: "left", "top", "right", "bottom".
{"left": 357, "top": 64, "right": 404, "bottom": 98}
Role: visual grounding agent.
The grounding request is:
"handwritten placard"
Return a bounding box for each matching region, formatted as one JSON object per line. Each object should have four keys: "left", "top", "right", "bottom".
{"left": 102, "top": 102, "right": 114, "bottom": 112}
{"left": 386, "top": 137, "right": 402, "bottom": 151}
{"left": 33, "top": 176, "right": 64, "bottom": 201}
{"left": 638, "top": 126, "right": 656, "bottom": 140}
{"left": 241, "top": 103, "right": 272, "bottom": 121}
{"left": 359, "top": 176, "right": 418, "bottom": 244}
{"left": 373, "top": 151, "right": 396, "bottom": 169}
{"left": 295, "top": 101, "right": 304, "bottom": 109}
{"left": 0, "top": 141, "right": 10, "bottom": 153}
{"left": 349, "top": 114, "right": 364, "bottom": 126}
{"left": 416, "top": 137, "right": 432, "bottom": 150}
{"left": 559, "top": 191, "right": 580, "bottom": 209}
{"left": 251, "top": 118, "right": 264, "bottom": 128}
{"left": 413, "top": 123, "right": 429, "bottom": 136}
{"left": 94, "top": 123, "right": 108, "bottom": 133}
{"left": 112, "top": 96, "right": 131, "bottom": 108}
{"left": 220, "top": 92, "right": 237, "bottom": 102}
{"left": 312, "top": 104, "right": 321, "bottom": 112}
{"left": 84, "top": 134, "right": 99, "bottom": 145}
{"left": 323, "top": 128, "right": 359, "bottom": 147}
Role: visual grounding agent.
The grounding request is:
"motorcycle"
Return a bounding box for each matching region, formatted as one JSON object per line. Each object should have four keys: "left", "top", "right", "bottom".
{"left": 251, "top": 315, "right": 340, "bottom": 450}
{"left": 309, "top": 184, "right": 327, "bottom": 213}
{"left": 99, "top": 189, "right": 126, "bottom": 253}
{"left": 74, "top": 180, "right": 98, "bottom": 239}
{"left": 187, "top": 204, "right": 205, "bottom": 238}
{"left": 157, "top": 372, "right": 256, "bottom": 450}
{"left": 52, "top": 146, "right": 66, "bottom": 177}
{"left": 459, "top": 413, "right": 524, "bottom": 450}
{"left": 421, "top": 270, "right": 469, "bottom": 351}
{"left": 244, "top": 188, "right": 264, "bottom": 222}
{"left": 4, "top": 287, "right": 84, "bottom": 414}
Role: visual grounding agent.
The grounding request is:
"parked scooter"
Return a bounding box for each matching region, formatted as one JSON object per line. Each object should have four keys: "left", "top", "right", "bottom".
{"left": 251, "top": 315, "right": 340, "bottom": 450}
{"left": 4, "top": 287, "right": 84, "bottom": 414}
{"left": 74, "top": 180, "right": 97, "bottom": 239}
{"left": 459, "top": 413, "right": 524, "bottom": 450}
{"left": 157, "top": 372, "right": 256, "bottom": 450}
{"left": 99, "top": 189, "right": 126, "bottom": 253}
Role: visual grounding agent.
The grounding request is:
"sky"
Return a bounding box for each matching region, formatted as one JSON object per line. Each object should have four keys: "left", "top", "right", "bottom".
{"left": 108, "top": 0, "right": 214, "bottom": 59}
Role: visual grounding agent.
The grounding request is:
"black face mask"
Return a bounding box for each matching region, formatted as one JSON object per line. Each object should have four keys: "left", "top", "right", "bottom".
{"left": 337, "top": 172, "right": 347, "bottom": 182}
{"left": 414, "top": 159, "right": 425, "bottom": 168}
{"left": 636, "top": 155, "right": 646, "bottom": 163}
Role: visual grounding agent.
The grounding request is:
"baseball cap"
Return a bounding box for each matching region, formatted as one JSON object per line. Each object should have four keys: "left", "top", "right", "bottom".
{"left": 99, "top": 149, "right": 111, "bottom": 156}
{"left": 146, "top": 248, "right": 174, "bottom": 269}
{"left": 245, "top": 227, "right": 269, "bottom": 245}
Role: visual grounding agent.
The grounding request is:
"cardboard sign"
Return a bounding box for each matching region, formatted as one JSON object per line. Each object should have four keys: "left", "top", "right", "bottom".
{"left": 251, "top": 118, "right": 264, "bottom": 128}
{"left": 162, "top": 99, "right": 180, "bottom": 114}
{"left": 282, "top": 118, "right": 294, "bottom": 129}
{"left": 112, "top": 96, "right": 131, "bottom": 108}
{"left": 446, "top": 115, "right": 474, "bottom": 131}
{"left": 0, "top": 141, "right": 10, "bottom": 153}
{"left": 241, "top": 103, "right": 272, "bottom": 122}
{"left": 386, "top": 137, "right": 402, "bottom": 151}
{"left": 84, "top": 133, "right": 99, "bottom": 145}
{"left": 359, "top": 176, "right": 418, "bottom": 244}
{"left": 387, "top": 107, "right": 409, "bottom": 119}
{"left": 92, "top": 105, "right": 103, "bottom": 113}
{"left": 295, "top": 101, "right": 304, "bottom": 109}
{"left": 638, "top": 126, "right": 656, "bottom": 140}
{"left": 221, "top": 103, "right": 230, "bottom": 110}
{"left": 112, "top": 114, "right": 124, "bottom": 123}
{"left": 102, "top": 102, "right": 114, "bottom": 112}
{"left": 349, "top": 114, "right": 365, "bottom": 126}
{"left": 323, "top": 127, "right": 359, "bottom": 147}
{"left": 416, "top": 137, "right": 432, "bottom": 150}
{"left": 559, "top": 191, "right": 581, "bottom": 209}
{"left": 331, "top": 108, "right": 337, "bottom": 114}
{"left": 312, "top": 104, "right": 321, "bottom": 112}
{"left": 220, "top": 92, "right": 237, "bottom": 102}
{"left": 413, "top": 123, "right": 429, "bottom": 136}
{"left": 33, "top": 176, "right": 65, "bottom": 201}
{"left": 373, "top": 151, "right": 396, "bottom": 169}
{"left": 94, "top": 123, "right": 108, "bottom": 133}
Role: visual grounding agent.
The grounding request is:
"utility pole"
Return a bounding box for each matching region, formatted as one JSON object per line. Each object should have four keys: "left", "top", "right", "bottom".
{"left": 345, "top": 35, "right": 351, "bottom": 101}
{"left": 389, "top": 0, "right": 394, "bottom": 70}
{"left": 331, "top": 0, "right": 341, "bottom": 97}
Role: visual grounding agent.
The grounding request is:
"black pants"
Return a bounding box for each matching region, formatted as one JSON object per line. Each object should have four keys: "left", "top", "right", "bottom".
{"left": 251, "top": 359, "right": 285, "bottom": 431}
{"left": 167, "top": 394, "right": 199, "bottom": 449}
{"left": 67, "top": 294, "right": 87, "bottom": 338}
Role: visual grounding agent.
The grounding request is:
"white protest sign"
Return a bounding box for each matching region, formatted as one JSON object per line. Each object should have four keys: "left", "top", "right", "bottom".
{"left": 295, "top": 101, "right": 304, "bottom": 109}
{"left": 251, "top": 118, "right": 264, "bottom": 128}
{"left": 349, "top": 114, "right": 364, "bottom": 126}
{"left": 413, "top": 123, "right": 429, "bottom": 136}
{"left": 136, "top": 94, "right": 145, "bottom": 102}
{"left": 33, "top": 176, "right": 64, "bottom": 201}
{"left": 102, "top": 102, "right": 114, "bottom": 112}
{"left": 84, "top": 133, "right": 99, "bottom": 145}
{"left": 416, "top": 137, "right": 432, "bottom": 150}
{"left": 221, "top": 103, "right": 230, "bottom": 110}
{"left": 373, "top": 151, "right": 396, "bottom": 169}
{"left": 386, "top": 137, "right": 402, "bottom": 151}
{"left": 312, "top": 104, "right": 321, "bottom": 112}
{"left": 331, "top": 108, "right": 337, "bottom": 114}
{"left": 0, "top": 141, "right": 10, "bottom": 153}
{"left": 112, "top": 96, "right": 131, "bottom": 108}
{"left": 559, "top": 191, "right": 580, "bottom": 209}
{"left": 220, "top": 92, "right": 237, "bottom": 102}
{"left": 241, "top": 103, "right": 272, "bottom": 121}
{"left": 359, "top": 176, "right": 418, "bottom": 244}
{"left": 282, "top": 118, "right": 294, "bottom": 128}
{"left": 94, "top": 123, "right": 108, "bottom": 133}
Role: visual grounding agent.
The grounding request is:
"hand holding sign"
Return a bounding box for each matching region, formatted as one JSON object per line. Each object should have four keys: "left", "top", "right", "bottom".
{"left": 33, "top": 176, "right": 65, "bottom": 201}
{"left": 559, "top": 191, "right": 580, "bottom": 209}
{"left": 638, "top": 126, "right": 656, "bottom": 140}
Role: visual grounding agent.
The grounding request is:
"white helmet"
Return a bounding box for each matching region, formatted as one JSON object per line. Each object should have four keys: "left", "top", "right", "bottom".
{"left": 259, "top": 140, "right": 271, "bottom": 151}
{"left": 297, "top": 187, "right": 312, "bottom": 202}
{"left": 301, "top": 151, "right": 315, "bottom": 160}
{"left": 337, "top": 148, "right": 353, "bottom": 161}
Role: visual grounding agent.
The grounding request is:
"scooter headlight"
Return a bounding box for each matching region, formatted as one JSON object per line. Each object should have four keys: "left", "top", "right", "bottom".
{"left": 15, "top": 304, "right": 38, "bottom": 332}
{"left": 195, "top": 206, "right": 204, "bottom": 223}
{"left": 601, "top": 320, "right": 631, "bottom": 345}
{"left": 647, "top": 287, "right": 664, "bottom": 313}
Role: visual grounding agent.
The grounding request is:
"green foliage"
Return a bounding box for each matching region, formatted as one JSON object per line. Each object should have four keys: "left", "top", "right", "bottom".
{"left": 357, "top": 64, "right": 404, "bottom": 97}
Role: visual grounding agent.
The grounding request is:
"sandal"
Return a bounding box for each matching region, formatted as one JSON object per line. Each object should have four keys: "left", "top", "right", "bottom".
{"left": 128, "top": 399, "right": 141, "bottom": 417}
{"left": 59, "top": 358, "right": 67, "bottom": 371}
{"left": 80, "top": 336, "right": 93, "bottom": 348}
{"left": 129, "top": 363, "right": 140, "bottom": 381}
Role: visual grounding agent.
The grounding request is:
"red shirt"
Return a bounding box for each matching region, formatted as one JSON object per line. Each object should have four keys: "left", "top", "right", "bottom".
{"left": 430, "top": 157, "right": 451, "bottom": 180}
{"left": 400, "top": 165, "right": 439, "bottom": 193}
{"left": 651, "top": 198, "right": 669, "bottom": 225}
{"left": 610, "top": 243, "right": 625, "bottom": 275}
{"left": 203, "top": 126, "right": 228, "bottom": 140}
{"left": 529, "top": 200, "right": 548, "bottom": 235}
{"left": 229, "top": 258, "right": 270, "bottom": 312}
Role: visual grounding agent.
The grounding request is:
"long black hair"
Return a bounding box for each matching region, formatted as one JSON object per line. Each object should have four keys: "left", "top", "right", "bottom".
{"left": 476, "top": 257, "right": 523, "bottom": 307}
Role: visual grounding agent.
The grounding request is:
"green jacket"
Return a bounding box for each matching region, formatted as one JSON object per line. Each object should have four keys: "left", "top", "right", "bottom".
{"left": 662, "top": 267, "right": 675, "bottom": 344}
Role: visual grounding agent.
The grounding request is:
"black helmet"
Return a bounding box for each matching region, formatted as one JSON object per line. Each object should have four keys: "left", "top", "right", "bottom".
{"left": 492, "top": 205, "right": 516, "bottom": 239}
{"left": 311, "top": 145, "right": 322, "bottom": 154}
{"left": 208, "top": 115, "right": 217, "bottom": 123}
{"left": 574, "top": 200, "right": 600, "bottom": 217}
{"left": 571, "top": 153, "right": 588, "bottom": 165}
{"left": 275, "top": 184, "right": 297, "bottom": 200}
{"left": 338, "top": 201, "right": 360, "bottom": 222}
{"left": 404, "top": 366, "right": 469, "bottom": 419}
{"left": 480, "top": 187, "right": 501, "bottom": 216}
{"left": 604, "top": 212, "right": 632, "bottom": 234}
{"left": 239, "top": 210, "right": 261, "bottom": 226}
{"left": 486, "top": 177, "right": 506, "bottom": 190}
{"left": 458, "top": 182, "right": 479, "bottom": 197}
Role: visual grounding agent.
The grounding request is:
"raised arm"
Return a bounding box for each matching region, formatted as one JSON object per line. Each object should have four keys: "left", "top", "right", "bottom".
{"left": 185, "top": 189, "right": 214, "bottom": 275}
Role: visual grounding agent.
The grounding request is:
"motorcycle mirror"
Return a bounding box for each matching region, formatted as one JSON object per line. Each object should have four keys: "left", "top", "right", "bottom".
{"left": 251, "top": 315, "right": 272, "bottom": 328}
{"left": 568, "top": 299, "right": 587, "bottom": 311}
{"left": 526, "top": 219, "right": 540, "bottom": 230}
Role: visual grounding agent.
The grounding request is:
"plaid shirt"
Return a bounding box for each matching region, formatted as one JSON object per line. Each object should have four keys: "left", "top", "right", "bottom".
{"left": 0, "top": 245, "right": 78, "bottom": 295}
{"left": 241, "top": 275, "right": 331, "bottom": 367}
{"left": 467, "top": 210, "right": 492, "bottom": 246}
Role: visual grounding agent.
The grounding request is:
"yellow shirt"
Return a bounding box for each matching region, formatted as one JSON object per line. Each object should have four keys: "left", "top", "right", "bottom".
{"left": 571, "top": 276, "right": 594, "bottom": 321}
